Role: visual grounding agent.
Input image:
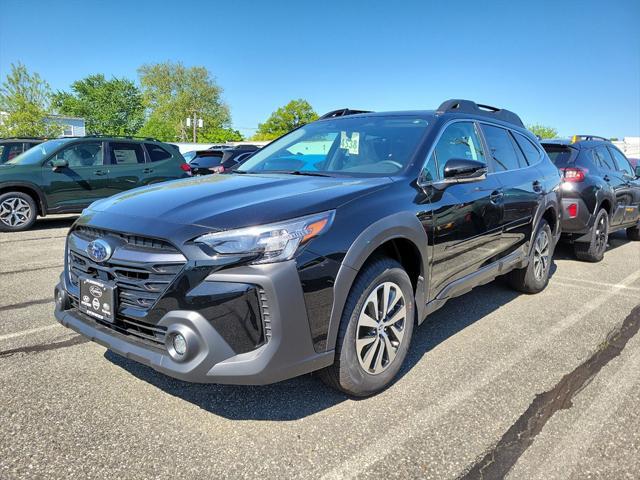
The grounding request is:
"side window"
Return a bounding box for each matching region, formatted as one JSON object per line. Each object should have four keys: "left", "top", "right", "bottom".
{"left": 513, "top": 133, "right": 541, "bottom": 165}
{"left": 54, "top": 142, "right": 104, "bottom": 167}
{"left": 110, "top": 142, "right": 145, "bottom": 165}
{"left": 593, "top": 146, "right": 615, "bottom": 172}
{"left": 481, "top": 124, "right": 523, "bottom": 171}
{"left": 145, "top": 144, "right": 172, "bottom": 162}
{"left": 425, "top": 121, "right": 486, "bottom": 181}
{"left": 609, "top": 147, "right": 633, "bottom": 175}
{"left": 4, "top": 143, "right": 23, "bottom": 161}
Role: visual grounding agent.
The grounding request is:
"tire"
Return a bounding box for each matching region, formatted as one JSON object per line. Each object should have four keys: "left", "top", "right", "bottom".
{"left": 574, "top": 209, "right": 609, "bottom": 262}
{"left": 319, "top": 257, "right": 415, "bottom": 397}
{"left": 507, "top": 219, "right": 553, "bottom": 294}
{"left": 0, "top": 191, "right": 38, "bottom": 232}
{"left": 626, "top": 223, "right": 640, "bottom": 241}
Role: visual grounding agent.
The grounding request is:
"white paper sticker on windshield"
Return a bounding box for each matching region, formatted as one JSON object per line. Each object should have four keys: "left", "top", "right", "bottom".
{"left": 340, "top": 131, "right": 360, "bottom": 155}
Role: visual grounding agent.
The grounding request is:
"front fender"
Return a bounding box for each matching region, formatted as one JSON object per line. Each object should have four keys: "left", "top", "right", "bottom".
{"left": 324, "top": 211, "right": 429, "bottom": 352}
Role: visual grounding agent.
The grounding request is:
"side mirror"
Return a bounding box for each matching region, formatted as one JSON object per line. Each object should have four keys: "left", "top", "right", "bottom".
{"left": 443, "top": 158, "right": 487, "bottom": 181}
{"left": 51, "top": 158, "right": 68, "bottom": 171}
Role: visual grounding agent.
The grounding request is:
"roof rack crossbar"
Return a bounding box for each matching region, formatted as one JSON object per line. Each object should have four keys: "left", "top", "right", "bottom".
{"left": 319, "top": 108, "right": 372, "bottom": 120}
{"left": 572, "top": 135, "right": 609, "bottom": 142}
{"left": 436, "top": 99, "right": 525, "bottom": 128}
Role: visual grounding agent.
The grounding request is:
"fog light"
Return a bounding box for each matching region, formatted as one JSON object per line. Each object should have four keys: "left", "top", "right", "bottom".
{"left": 55, "top": 288, "right": 66, "bottom": 309}
{"left": 172, "top": 333, "right": 187, "bottom": 356}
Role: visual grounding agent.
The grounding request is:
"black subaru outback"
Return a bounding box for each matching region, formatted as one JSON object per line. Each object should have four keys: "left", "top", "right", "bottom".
{"left": 55, "top": 100, "right": 561, "bottom": 396}
{"left": 542, "top": 136, "right": 640, "bottom": 262}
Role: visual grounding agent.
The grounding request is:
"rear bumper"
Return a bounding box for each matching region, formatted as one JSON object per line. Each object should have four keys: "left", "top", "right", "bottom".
{"left": 54, "top": 260, "right": 334, "bottom": 385}
{"left": 559, "top": 197, "right": 593, "bottom": 239}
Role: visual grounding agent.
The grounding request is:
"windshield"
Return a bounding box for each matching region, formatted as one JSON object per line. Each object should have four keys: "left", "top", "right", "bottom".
{"left": 6, "top": 138, "right": 72, "bottom": 165}
{"left": 237, "top": 116, "right": 430, "bottom": 176}
{"left": 183, "top": 151, "right": 197, "bottom": 162}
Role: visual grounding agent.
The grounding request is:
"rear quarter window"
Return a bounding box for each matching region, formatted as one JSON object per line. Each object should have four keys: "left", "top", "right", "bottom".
{"left": 542, "top": 145, "right": 577, "bottom": 168}
{"left": 145, "top": 144, "right": 173, "bottom": 162}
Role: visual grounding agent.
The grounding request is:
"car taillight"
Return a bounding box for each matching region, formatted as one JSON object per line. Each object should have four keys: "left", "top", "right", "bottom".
{"left": 209, "top": 165, "right": 225, "bottom": 174}
{"left": 567, "top": 203, "right": 578, "bottom": 218}
{"left": 180, "top": 163, "right": 192, "bottom": 175}
{"left": 560, "top": 167, "right": 586, "bottom": 182}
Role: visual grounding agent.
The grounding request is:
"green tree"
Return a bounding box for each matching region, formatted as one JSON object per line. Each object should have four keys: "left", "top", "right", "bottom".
{"left": 52, "top": 74, "right": 144, "bottom": 136}
{"left": 0, "top": 62, "right": 61, "bottom": 137}
{"left": 253, "top": 99, "right": 318, "bottom": 140}
{"left": 527, "top": 124, "right": 558, "bottom": 139}
{"left": 137, "top": 61, "right": 233, "bottom": 142}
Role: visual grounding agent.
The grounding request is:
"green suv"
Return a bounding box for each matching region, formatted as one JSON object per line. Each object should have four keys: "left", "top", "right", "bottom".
{"left": 0, "top": 136, "right": 190, "bottom": 231}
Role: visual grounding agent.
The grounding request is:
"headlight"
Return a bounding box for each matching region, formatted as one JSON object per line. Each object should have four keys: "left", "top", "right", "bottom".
{"left": 195, "top": 210, "right": 335, "bottom": 264}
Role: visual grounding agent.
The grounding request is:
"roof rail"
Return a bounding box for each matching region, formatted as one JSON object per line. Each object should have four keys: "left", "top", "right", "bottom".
{"left": 0, "top": 136, "right": 47, "bottom": 140}
{"left": 436, "top": 99, "right": 524, "bottom": 128}
{"left": 571, "top": 135, "right": 609, "bottom": 143}
{"left": 84, "top": 134, "right": 161, "bottom": 142}
{"left": 318, "top": 108, "right": 372, "bottom": 120}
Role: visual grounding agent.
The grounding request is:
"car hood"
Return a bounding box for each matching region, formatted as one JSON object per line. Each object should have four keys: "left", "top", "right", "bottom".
{"left": 88, "top": 173, "right": 392, "bottom": 230}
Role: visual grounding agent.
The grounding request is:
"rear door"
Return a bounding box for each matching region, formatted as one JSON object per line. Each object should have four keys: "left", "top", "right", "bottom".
{"left": 608, "top": 146, "right": 640, "bottom": 225}
{"left": 105, "top": 141, "right": 148, "bottom": 195}
{"left": 594, "top": 145, "right": 626, "bottom": 226}
{"left": 480, "top": 124, "right": 541, "bottom": 253}
{"left": 42, "top": 141, "right": 109, "bottom": 209}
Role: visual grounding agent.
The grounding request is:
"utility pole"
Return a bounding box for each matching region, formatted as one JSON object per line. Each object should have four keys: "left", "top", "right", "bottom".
{"left": 186, "top": 113, "right": 203, "bottom": 143}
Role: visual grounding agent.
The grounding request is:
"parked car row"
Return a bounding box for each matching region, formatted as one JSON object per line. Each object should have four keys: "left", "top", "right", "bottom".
{"left": 51, "top": 99, "right": 640, "bottom": 397}
{"left": 185, "top": 144, "right": 260, "bottom": 175}
{"left": 0, "top": 136, "right": 190, "bottom": 231}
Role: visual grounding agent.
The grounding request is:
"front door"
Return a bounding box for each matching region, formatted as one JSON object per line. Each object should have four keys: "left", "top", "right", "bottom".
{"left": 42, "top": 141, "right": 109, "bottom": 210}
{"left": 419, "top": 121, "right": 504, "bottom": 298}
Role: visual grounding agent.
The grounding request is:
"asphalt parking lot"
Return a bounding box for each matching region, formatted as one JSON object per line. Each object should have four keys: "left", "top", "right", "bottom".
{"left": 1, "top": 215, "right": 639, "bottom": 479}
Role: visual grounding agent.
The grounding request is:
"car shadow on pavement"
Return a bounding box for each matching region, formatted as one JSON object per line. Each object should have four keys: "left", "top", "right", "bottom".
{"left": 552, "top": 230, "right": 630, "bottom": 260}
{"left": 32, "top": 215, "right": 78, "bottom": 231}
{"left": 105, "top": 276, "right": 529, "bottom": 421}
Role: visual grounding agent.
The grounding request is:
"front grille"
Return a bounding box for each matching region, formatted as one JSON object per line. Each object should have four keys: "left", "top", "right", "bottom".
{"left": 67, "top": 228, "right": 186, "bottom": 347}
{"left": 74, "top": 226, "right": 178, "bottom": 252}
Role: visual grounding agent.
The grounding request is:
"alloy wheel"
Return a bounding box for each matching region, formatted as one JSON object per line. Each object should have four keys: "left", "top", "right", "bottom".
{"left": 594, "top": 215, "right": 608, "bottom": 253}
{"left": 532, "top": 229, "right": 550, "bottom": 281}
{"left": 0, "top": 197, "right": 32, "bottom": 228}
{"left": 356, "top": 281, "right": 407, "bottom": 375}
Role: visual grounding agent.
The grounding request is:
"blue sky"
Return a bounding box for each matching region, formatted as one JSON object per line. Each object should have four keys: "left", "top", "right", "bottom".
{"left": 1, "top": 0, "right": 639, "bottom": 138}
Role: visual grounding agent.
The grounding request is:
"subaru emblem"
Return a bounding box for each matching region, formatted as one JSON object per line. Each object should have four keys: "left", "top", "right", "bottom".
{"left": 86, "top": 239, "right": 112, "bottom": 263}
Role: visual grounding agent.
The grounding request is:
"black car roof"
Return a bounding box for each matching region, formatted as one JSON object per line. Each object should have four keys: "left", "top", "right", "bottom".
{"left": 541, "top": 139, "right": 612, "bottom": 149}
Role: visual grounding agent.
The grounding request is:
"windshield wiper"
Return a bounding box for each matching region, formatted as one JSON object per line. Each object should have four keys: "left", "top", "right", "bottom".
{"left": 277, "top": 170, "right": 335, "bottom": 177}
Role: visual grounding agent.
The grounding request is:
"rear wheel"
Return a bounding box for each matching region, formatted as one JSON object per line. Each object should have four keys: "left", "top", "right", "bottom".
{"left": 319, "top": 257, "right": 414, "bottom": 397}
{"left": 0, "top": 192, "right": 38, "bottom": 232}
{"left": 574, "top": 209, "right": 609, "bottom": 262}
{"left": 508, "top": 219, "right": 553, "bottom": 294}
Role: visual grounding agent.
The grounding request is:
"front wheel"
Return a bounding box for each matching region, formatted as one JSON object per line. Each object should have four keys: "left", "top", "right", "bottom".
{"left": 508, "top": 219, "right": 553, "bottom": 294}
{"left": 319, "top": 257, "right": 415, "bottom": 397}
{"left": 0, "top": 192, "right": 38, "bottom": 232}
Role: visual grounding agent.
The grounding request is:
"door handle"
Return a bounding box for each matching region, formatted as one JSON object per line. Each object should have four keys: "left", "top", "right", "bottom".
{"left": 94, "top": 170, "right": 108, "bottom": 176}
{"left": 143, "top": 168, "right": 154, "bottom": 174}
{"left": 489, "top": 190, "right": 504, "bottom": 203}
{"left": 532, "top": 181, "right": 544, "bottom": 193}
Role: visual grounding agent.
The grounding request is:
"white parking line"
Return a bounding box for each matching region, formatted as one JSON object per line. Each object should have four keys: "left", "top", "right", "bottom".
{"left": 553, "top": 276, "right": 640, "bottom": 292}
{"left": 0, "top": 324, "right": 61, "bottom": 342}
{"left": 552, "top": 280, "right": 639, "bottom": 297}
{"left": 322, "top": 268, "right": 640, "bottom": 480}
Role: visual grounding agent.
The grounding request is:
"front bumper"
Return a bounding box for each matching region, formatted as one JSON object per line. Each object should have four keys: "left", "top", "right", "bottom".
{"left": 54, "top": 260, "right": 334, "bottom": 385}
